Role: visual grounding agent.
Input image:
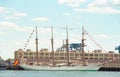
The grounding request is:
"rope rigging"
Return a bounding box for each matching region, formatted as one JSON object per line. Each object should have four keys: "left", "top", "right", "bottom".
{"left": 83, "top": 29, "right": 106, "bottom": 52}
{"left": 24, "top": 29, "right": 35, "bottom": 50}
{"left": 23, "top": 26, "right": 105, "bottom": 52}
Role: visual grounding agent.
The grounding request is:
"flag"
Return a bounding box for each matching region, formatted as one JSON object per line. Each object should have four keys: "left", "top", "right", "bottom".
{"left": 13, "top": 59, "right": 19, "bottom": 66}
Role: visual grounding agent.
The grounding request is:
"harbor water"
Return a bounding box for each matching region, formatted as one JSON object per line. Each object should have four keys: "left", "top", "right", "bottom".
{"left": 0, "top": 71, "right": 120, "bottom": 77}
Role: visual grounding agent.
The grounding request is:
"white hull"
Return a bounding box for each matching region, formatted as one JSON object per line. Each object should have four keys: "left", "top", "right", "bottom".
{"left": 20, "top": 64, "right": 100, "bottom": 71}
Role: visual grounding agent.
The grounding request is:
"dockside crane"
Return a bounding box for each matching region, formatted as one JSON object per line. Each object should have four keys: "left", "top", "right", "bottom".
{"left": 115, "top": 45, "right": 120, "bottom": 53}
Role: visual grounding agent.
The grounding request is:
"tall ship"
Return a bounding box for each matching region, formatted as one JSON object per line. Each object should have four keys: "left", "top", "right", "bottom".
{"left": 19, "top": 26, "right": 101, "bottom": 71}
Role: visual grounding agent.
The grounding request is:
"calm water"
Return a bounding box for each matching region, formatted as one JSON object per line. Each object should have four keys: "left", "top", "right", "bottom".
{"left": 0, "top": 71, "right": 120, "bottom": 77}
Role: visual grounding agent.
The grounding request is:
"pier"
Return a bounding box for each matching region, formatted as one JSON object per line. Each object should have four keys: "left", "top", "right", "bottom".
{"left": 6, "top": 65, "right": 24, "bottom": 70}
{"left": 99, "top": 59, "right": 120, "bottom": 71}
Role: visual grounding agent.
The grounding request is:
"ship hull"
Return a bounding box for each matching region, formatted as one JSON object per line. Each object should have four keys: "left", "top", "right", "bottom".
{"left": 20, "top": 64, "right": 100, "bottom": 71}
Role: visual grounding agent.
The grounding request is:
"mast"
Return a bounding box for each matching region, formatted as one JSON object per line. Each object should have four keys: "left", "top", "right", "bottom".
{"left": 36, "top": 26, "right": 39, "bottom": 65}
{"left": 51, "top": 26, "right": 55, "bottom": 67}
{"left": 81, "top": 27, "right": 86, "bottom": 66}
{"left": 66, "top": 26, "right": 70, "bottom": 66}
{"left": 63, "top": 40, "right": 64, "bottom": 52}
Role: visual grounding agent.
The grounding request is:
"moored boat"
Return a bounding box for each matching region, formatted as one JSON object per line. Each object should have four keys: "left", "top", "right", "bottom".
{"left": 0, "top": 58, "right": 8, "bottom": 70}
{"left": 20, "top": 63, "right": 100, "bottom": 71}
{"left": 20, "top": 26, "right": 101, "bottom": 71}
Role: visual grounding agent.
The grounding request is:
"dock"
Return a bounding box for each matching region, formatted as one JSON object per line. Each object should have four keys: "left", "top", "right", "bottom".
{"left": 6, "top": 65, "right": 24, "bottom": 70}
{"left": 99, "top": 59, "right": 120, "bottom": 71}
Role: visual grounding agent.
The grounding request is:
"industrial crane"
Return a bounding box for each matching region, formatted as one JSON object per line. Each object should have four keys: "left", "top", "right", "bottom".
{"left": 115, "top": 45, "right": 120, "bottom": 53}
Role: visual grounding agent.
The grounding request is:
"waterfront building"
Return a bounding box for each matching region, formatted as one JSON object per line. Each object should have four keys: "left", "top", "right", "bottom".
{"left": 14, "top": 48, "right": 120, "bottom": 65}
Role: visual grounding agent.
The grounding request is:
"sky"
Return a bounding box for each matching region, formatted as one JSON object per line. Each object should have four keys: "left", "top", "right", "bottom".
{"left": 0, "top": 0, "right": 120, "bottom": 60}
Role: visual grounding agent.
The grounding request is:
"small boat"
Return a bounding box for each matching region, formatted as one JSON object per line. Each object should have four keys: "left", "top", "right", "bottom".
{"left": 20, "top": 26, "right": 101, "bottom": 71}
{"left": 0, "top": 58, "right": 7, "bottom": 70}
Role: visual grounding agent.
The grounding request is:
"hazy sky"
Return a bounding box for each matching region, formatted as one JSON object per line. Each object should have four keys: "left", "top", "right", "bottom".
{"left": 0, "top": 0, "right": 120, "bottom": 59}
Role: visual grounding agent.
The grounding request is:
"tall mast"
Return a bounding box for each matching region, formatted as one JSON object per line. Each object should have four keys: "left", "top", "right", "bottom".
{"left": 81, "top": 27, "right": 86, "bottom": 66}
{"left": 63, "top": 40, "right": 64, "bottom": 52}
{"left": 51, "top": 26, "right": 55, "bottom": 67}
{"left": 66, "top": 26, "right": 70, "bottom": 66}
{"left": 36, "top": 26, "right": 39, "bottom": 65}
